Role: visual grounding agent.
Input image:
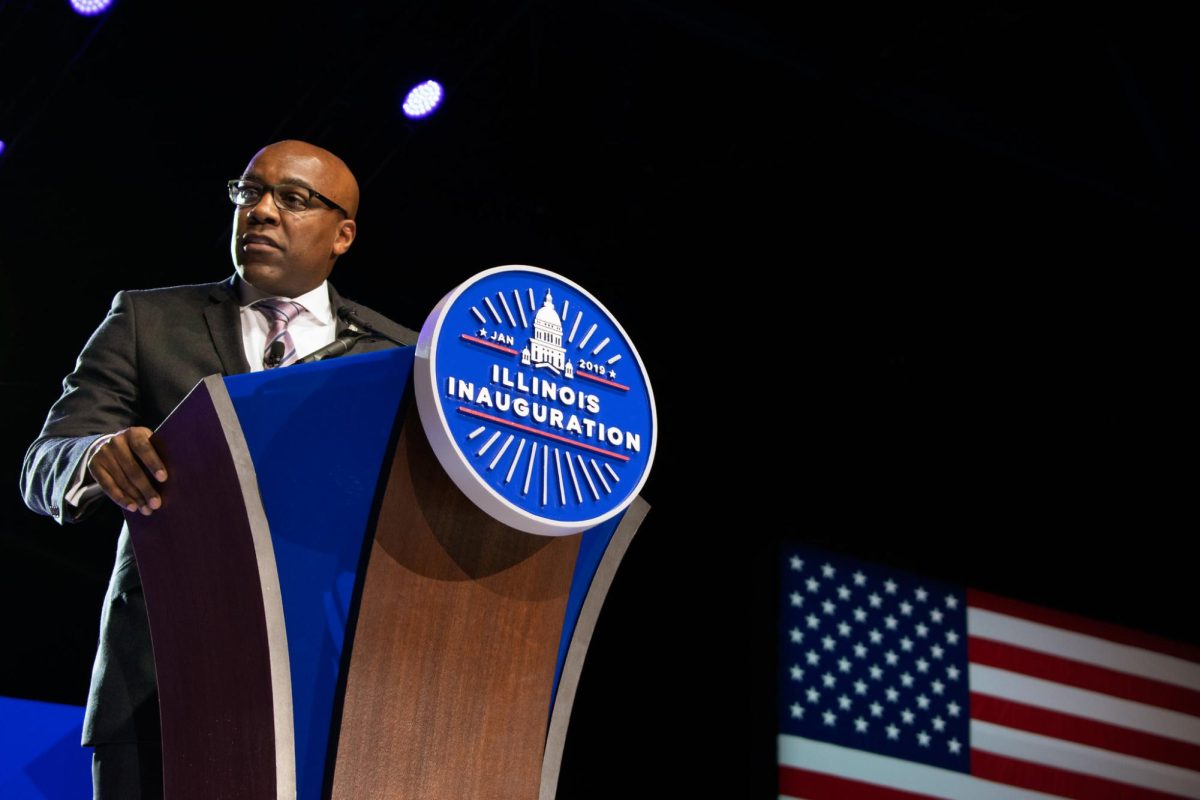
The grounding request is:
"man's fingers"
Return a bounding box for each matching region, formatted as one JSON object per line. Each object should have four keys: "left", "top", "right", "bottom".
{"left": 90, "top": 462, "right": 141, "bottom": 513}
{"left": 89, "top": 428, "right": 164, "bottom": 513}
{"left": 108, "top": 438, "right": 159, "bottom": 506}
{"left": 109, "top": 444, "right": 161, "bottom": 512}
{"left": 128, "top": 429, "right": 168, "bottom": 482}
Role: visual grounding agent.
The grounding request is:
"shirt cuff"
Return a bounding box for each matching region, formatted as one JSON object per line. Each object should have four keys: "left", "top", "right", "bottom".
{"left": 64, "top": 434, "right": 116, "bottom": 510}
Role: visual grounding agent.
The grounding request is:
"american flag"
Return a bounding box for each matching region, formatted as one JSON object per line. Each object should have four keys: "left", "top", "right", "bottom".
{"left": 778, "top": 546, "right": 1200, "bottom": 799}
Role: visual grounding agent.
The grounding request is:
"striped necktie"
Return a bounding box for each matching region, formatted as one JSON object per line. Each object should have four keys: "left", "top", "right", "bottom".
{"left": 254, "top": 298, "right": 305, "bottom": 369}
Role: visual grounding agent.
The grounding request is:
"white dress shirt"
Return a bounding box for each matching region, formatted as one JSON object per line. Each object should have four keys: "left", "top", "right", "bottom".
{"left": 236, "top": 277, "right": 337, "bottom": 370}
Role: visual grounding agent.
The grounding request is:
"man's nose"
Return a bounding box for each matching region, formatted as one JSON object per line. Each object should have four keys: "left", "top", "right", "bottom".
{"left": 247, "top": 190, "right": 281, "bottom": 223}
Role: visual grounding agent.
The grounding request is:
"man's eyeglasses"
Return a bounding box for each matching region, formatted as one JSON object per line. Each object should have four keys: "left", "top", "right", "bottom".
{"left": 227, "top": 179, "right": 349, "bottom": 217}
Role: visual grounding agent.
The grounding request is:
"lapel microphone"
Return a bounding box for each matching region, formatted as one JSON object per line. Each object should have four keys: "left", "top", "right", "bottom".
{"left": 264, "top": 340, "right": 286, "bottom": 369}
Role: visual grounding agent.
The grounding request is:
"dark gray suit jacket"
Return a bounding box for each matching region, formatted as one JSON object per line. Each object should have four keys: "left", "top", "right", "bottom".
{"left": 19, "top": 276, "right": 416, "bottom": 746}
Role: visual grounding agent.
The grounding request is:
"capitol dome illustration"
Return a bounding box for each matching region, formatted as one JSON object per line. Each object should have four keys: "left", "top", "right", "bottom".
{"left": 521, "top": 289, "right": 574, "bottom": 378}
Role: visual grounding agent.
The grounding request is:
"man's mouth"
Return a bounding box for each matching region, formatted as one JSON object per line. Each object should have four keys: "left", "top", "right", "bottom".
{"left": 242, "top": 234, "right": 282, "bottom": 250}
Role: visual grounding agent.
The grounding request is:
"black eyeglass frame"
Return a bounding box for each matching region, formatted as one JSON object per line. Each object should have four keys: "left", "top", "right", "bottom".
{"left": 227, "top": 179, "right": 350, "bottom": 217}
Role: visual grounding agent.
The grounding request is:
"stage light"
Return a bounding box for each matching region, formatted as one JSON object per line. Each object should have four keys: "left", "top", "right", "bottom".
{"left": 402, "top": 80, "right": 444, "bottom": 119}
{"left": 0, "top": 141, "right": 6, "bottom": 157}
{"left": 69, "top": 0, "right": 114, "bottom": 16}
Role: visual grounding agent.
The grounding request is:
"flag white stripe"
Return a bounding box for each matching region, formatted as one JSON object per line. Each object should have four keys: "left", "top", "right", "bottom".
{"left": 972, "top": 720, "right": 1200, "bottom": 797}
{"left": 778, "top": 735, "right": 1069, "bottom": 800}
{"left": 970, "top": 664, "right": 1200, "bottom": 745}
{"left": 968, "top": 608, "right": 1200, "bottom": 691}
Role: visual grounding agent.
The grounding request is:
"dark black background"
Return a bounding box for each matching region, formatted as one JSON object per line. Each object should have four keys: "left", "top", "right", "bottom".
{"left": 0, "top": 3, "right": 1193, "bottom": 797}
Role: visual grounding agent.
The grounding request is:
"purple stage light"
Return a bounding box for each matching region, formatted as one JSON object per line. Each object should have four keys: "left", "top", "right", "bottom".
{"left": 0, "top": 141, "right": 6, "bottom": 157}
{"left": 402, "top": 80, "right": 444, "bottom": 119}
{"left": 69, "top": 0, "right": 114, "bottom": 16}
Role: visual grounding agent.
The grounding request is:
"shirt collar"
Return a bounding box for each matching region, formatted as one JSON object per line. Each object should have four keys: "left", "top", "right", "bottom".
{"left": 235, "top": 276, "right": 333, "bottom": 325}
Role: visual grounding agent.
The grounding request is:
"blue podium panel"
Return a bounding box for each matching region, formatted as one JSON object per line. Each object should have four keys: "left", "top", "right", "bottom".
{"left": 223, "top": 347, "right": 413, "bottom": 800}
{"left": 553, "top": 513, "right": 622, "bottom": 702}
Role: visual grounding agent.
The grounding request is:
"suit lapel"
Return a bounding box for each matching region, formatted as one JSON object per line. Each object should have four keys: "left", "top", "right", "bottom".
{"left": 329, "top": 282, "right": 350, "bottom": 336}
{"left": 204, "top": 278, "right": 252, "bottom": 375}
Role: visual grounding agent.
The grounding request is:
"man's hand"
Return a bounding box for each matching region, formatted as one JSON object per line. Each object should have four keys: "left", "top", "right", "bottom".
{"left": 88, "top": 427, "right": 169, "bottom": 515}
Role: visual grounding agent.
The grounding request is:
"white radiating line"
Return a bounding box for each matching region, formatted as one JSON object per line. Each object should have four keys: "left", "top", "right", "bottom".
{"left": 488, "top": 435, "right": 514, "bottom": 471}
{"left": 467, "top": 426, "right": 485, "bottom": 439}
{"left": 578, "top": 323, "right": 596, "bottom": 350}
{"left": 528, "top": 287, "right": 536, "bottom": 312}
{"left": 568, "top": 311, "right": 582, "bottom": 343}
{"left": 606, "top": 353, "right": 622, "bottom": 365}
{"left": 968, "top": 607, "right": 1200, "bottom": 691}
{"left": 603, "top": 463, "right": 620, "bottom": 483}
{"left": 541, "top": 444, "right": 549, "bottom": 507}
{"left": 778, "top": 735, "right": 1068, "bottom": 800}
{"left": 506, "top": 439, "right": 526, "bottom": 484}
{"left": 523, "top": 442, "right": 537, "bottom": 496}
{"left": 565, "top": 453, "right": 582, "bottom": 503}
{"left": 591, "top": 337, "right": 610, "bottom": 356}
{"left": 554, "top": 448, "right": 565, "bottom": 505}
{"left": 972, "top": 720, "right": 1200, "bottom": 798}
{"left": 970, "top": 663, "right": 1200, "bottom": 745}
{"left": 561, "top": 299, "right": 570, "bottom": 327}
{"left": 471, "top": 306, "right": 486, "bottom": 325}
{"left": 476, "top": 430, "right": 501, "bottom": 456}
{"left": 483, "top": 297, "right": 502, "bottom": 324}
{"left": 589, "top": 459, "right": 611, "bottom": 494}
{"left": 577, "top": 455, "right": 598, "bottom": 500}
{"left": 514, "top": 290, "right": 528, "bottom": 328}
{"left": 498, "top": 292, "right": 516, "bottom": 326}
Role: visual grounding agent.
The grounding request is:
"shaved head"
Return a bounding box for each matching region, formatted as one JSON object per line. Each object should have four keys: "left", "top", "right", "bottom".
{"left": 252, "top": 140, "right": 360, "bottom": 218}
{"left": 231, "top": 139, "right": 362, "bottom": 297}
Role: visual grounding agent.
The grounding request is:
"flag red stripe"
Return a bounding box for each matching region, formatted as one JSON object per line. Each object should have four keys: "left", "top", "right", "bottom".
{"left": 969, "top": 637, "right": 1200, "bottom": 717}
{"left": 971, "top": 693, "right": 1200, "bottom": 772}
{"left": 779, "top": 765, "right": 939, "bottom": 800}
{"left": 967, "top": 590, "right": 1200, "bottom": 662}
{"left": 971, "top": 748, "right": 1193, "bottom": 800}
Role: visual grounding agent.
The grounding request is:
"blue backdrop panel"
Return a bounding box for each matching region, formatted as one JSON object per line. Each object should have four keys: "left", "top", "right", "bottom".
{"left": 0, "top": 697, "right": 90, "bottom": 800}
{"left": 223, "top": 347, "right": 413, "bottom": 800}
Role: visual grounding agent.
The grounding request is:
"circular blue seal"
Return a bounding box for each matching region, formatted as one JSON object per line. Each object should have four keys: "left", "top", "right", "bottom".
{"left": 414, "top": 265, "right": 657, "bottom": 536}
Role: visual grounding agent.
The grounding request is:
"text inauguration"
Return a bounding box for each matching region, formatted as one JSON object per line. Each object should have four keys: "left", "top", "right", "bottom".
{"left": 445, "top": 366, "right": 642, "bottom": 453}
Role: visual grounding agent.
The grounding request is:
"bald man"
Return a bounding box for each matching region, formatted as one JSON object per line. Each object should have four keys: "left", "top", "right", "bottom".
{"left": 20, "top": 141, "right": 416, "bottom": 799}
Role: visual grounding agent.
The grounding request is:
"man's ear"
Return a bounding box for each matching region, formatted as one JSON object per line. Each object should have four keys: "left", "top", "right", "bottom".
{"left": 332, "top": 219, "right": 357, "bottom": 256}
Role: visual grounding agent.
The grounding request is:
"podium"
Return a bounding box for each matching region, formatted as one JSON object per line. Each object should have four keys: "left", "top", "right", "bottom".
{"left": 123, "top": 346, "right": 647, "bottom": 800}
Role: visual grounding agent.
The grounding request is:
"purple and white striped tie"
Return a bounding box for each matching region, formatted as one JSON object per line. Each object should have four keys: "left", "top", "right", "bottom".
{"left": 254, "top": 298, "right": 305, "bottom": 369}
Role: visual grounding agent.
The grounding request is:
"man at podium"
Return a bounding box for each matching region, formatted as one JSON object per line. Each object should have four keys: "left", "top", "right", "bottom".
{"left": 19, "top": 139, "right": 416, "bottom": 800}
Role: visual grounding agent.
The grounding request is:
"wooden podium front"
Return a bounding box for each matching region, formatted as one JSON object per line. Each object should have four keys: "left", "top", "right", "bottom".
{"left": 124, "top": 347, "right": 646, "bottom": 800}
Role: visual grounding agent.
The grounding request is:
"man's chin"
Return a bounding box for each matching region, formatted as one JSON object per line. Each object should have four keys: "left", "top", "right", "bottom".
{"left": 237, "top": 263, "right": 293, "bottom": 296}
